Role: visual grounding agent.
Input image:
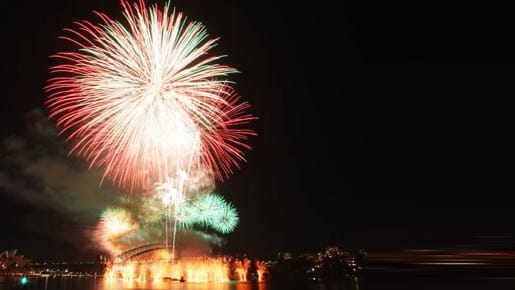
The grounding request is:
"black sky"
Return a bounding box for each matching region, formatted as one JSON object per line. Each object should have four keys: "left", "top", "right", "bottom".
{"left": 2, "top": 0, "right": 515, "bottom": 261}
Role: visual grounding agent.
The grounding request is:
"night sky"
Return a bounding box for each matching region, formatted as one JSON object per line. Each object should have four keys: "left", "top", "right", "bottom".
{"left": 2, "top": 1, "right": 515, "bottom": 261}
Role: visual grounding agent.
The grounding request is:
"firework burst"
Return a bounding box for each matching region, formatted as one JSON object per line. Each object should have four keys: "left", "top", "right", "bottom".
{"left": 94, "top": 207, "right": 139, "bottom": 255}
{"left": 210, "top": 202, "right": 239, "bottom": 234}
{"left": 46, "top": 0, "right": 255, "bottom": 191}
{"left": 174, "top": 193, "right": 239, "bottom": 233}
{"left": 100, "top": 207, "right": 138, "bottom": 238}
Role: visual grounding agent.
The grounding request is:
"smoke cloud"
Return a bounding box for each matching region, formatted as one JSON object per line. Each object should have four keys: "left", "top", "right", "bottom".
{"left": 0, "top": 108, "right": 225, "bottom": 258}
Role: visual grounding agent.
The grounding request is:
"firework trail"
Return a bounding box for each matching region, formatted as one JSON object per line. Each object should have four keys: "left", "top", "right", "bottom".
{"left": 46, "top": 0, "right": 256, "bottom": 191}
{"left": 155, "top": 173, "right": 188, "bottom": 250}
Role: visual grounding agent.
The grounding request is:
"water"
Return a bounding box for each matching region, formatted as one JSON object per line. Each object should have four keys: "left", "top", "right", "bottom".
{"left": 2, "top": 275, "right": 515, "bottom": 290}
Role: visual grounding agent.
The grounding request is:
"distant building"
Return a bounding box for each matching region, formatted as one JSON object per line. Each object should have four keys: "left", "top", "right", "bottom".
{"left": 0, "top": 249, "right": 31, "bottom": 274}
{"left": 277, "top": 252, "right": 292, "bottom": 261}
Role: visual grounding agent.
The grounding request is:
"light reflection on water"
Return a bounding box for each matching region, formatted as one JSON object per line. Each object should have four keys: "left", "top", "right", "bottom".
{"left": 1, "top": 277, "right": 270, "bottom": 290}
{"left": 3, "top": 275, "right": 515, "bottom": 290}
{"left": 102, "top": 279, "right": 268, "bottom": 290}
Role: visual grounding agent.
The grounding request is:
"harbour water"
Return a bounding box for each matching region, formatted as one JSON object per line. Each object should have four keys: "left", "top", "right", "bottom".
{"left": 2, "top": 275, "right": 515, "bottom": 290}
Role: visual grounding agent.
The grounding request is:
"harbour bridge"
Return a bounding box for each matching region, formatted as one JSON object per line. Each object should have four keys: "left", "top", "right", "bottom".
{"left": 113, "top": 243, "right": 169, "bottom": 263}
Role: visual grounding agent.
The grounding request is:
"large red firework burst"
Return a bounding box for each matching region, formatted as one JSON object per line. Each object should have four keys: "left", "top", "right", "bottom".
{"left": 45, "top": 0, "right": 256, "bottom": 191}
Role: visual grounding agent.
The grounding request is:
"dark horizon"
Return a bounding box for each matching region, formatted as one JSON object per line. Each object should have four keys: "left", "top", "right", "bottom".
{"left": 2, "top": 0, "right": 515, "bottom": 261}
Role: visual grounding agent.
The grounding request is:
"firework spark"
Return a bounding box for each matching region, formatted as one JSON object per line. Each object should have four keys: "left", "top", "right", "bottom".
{"left": 175, "top": 193, "right": 239, "bottom": 233}
{"left": 210, "top": 202, "right": 239, "bottom": 234}
{"left": 94, "top": 207, "right": 139, "bottom": 255}
{"left": 100, "top": 208, "right": 137, "bottom": 238}
{"left": 46, "top": 0, "right": 255, "bottom": 191}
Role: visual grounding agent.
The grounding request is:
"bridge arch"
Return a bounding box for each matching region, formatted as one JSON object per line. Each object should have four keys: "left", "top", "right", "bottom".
{"left": 113, "top": 243, "right": 168, "bottom": 263}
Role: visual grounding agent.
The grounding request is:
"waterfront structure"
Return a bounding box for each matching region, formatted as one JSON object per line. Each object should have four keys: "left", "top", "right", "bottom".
{"left": 0, "top": 249, "right": 30, "bottom": 274}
